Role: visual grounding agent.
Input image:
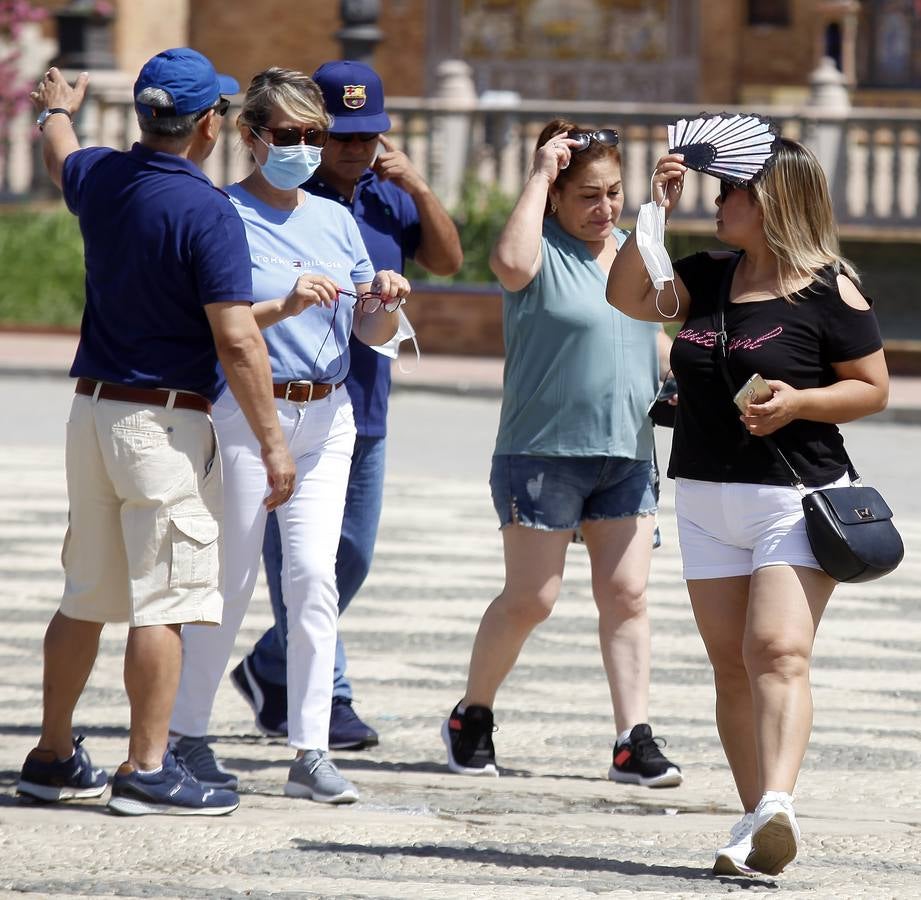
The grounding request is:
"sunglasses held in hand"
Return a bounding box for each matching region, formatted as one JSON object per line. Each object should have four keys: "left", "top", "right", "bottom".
{"left": 337, "top": 288, "right": 406, "bottom": 314}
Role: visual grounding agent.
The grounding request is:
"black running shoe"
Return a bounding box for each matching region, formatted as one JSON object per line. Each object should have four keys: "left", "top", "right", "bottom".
{"left": 441, "top": 701, "right": 498, "bottom": 776}
{"left": 607, "top": 723, "right": 682, "bottom": 788}
{"left": 229, "top": 654, "right": 287, "bottom": 737}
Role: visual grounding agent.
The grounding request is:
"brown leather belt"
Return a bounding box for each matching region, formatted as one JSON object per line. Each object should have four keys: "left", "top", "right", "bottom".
{"left": 75, "top": 377, "right": 211, "bottom": 414}
{"left": 273, "top": 380, "right": 345, "bottom": 403}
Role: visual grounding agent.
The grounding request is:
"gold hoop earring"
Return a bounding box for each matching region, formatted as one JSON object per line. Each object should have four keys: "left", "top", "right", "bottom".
{"left": 549, "top": 202, "right": 557, "bottom": 215}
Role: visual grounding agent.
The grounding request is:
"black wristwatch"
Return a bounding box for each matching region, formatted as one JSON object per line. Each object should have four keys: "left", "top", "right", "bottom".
{"left": 36, "top": 108, "right": 72, "bottom": 131}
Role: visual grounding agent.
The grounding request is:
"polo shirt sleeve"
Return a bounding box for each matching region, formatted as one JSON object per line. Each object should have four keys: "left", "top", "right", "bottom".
{"left": 394, "top": 188, "right": 422, "bottom": 261}
{"left": 191, "top": 198, "right": 254, "bottom": 306}
{"left": 61, "top": 147, "right": 114, "bottom": 215}
{"left": 346, "top": 213, "right": 376, "bottom": 285}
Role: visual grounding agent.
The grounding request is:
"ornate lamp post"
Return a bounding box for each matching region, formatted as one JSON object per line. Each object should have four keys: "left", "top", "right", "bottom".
{"left": 336, "top": 0, "right": 382, "bottom": 63}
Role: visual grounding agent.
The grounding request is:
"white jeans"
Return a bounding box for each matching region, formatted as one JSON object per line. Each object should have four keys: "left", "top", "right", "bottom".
{"left": 171, "top": 385, "right": 355, "bottom": 749}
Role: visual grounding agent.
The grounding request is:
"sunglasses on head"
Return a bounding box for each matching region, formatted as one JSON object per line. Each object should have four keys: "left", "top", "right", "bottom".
{"left": 719, "top": 179, "right": 749, "bottom": 202}
{"left": 254, "top": 125, "right": 328, "bottom": 147}
{"left": 328, "top": 132, "right": 380, "bottom": 144}
{"left": 568, "top": 129, "right": 620, "bottom": 152}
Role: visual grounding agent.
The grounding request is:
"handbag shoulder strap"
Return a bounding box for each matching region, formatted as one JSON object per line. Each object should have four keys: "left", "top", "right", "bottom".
{"left": 710, "top": 253, "right": 860, "bottom": 490}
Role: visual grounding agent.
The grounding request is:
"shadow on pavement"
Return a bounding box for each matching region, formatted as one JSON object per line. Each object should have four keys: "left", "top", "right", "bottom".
{"left": 289, "top": 838, "right": 778, "bottom": 887}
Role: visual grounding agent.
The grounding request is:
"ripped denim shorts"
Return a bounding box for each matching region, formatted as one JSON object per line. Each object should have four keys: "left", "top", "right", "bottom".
{"left": 489, "top": 454, "right": 657, "bottom": 531}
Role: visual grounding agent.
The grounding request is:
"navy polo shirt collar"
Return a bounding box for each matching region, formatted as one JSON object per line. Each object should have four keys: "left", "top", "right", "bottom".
{"left": 307, "top": 168, "right": 376, "bottom": 205}
{"left": 128, "top": 143, "right": 215, "bottom": 185}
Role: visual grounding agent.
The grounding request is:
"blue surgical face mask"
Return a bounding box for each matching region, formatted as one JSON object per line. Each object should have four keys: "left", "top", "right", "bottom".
{"left": 252, "top": 130, "right": 323, "bottom": 190}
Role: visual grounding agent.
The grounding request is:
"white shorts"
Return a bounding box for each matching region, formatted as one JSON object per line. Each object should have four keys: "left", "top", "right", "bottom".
{"left": 675, "top": 474, "right": 850, "bottom": 580}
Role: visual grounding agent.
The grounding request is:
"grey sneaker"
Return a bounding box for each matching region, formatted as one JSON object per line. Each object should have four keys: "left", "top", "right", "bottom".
{"left": 283, "top": 750, "right": 359, "bottom": 804}
{"left": 171, "top": 736, "right": 239, "bottom": 791}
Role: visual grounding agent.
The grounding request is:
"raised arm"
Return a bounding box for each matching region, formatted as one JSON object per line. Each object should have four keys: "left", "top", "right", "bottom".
{"left": 29, "top": 67, "right": 89, "bottom": 189}
{"left": 607, "top": 153, "right": 693, "bottom": 323}
{"left": 489, "top": 132, "right": 580, "bottom": 292}
{"left": 373, "top": 135, "right": 463, "bottom": 276}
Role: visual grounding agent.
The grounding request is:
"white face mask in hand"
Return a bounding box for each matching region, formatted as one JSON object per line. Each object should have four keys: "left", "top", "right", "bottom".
{"left": 635, "top": 182, "right": 681, "bottom": 318}
{"left": 371, "top": 308, "right": 420, "bottom": 373}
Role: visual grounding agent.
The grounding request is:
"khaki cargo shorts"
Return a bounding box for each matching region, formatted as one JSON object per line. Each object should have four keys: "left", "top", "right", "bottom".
{"left": 59, "top": 393, "right": 223, "bottom": 627}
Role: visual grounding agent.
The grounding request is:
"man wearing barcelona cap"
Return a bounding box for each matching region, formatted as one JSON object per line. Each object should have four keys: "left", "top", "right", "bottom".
{"left": 15, "top": 48, "right": 294, "bottom": 816}
{"left": 227, "top": 60, "right": 462, "bottom": 754}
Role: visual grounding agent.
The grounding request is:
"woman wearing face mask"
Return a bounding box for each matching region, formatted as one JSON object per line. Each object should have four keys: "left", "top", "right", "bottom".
{"left": 168, "top": 67, "right": 410, "bottom": 804}
{"left": 607, "top": 139, "right": 888, "bottom": 876}
{"left": 442, "top": 119, "right": 681, "bottom": 789}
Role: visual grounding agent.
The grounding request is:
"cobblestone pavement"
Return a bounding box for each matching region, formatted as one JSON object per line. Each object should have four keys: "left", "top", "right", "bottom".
{"left": 0, "top": 435, "right": 919, "bottom": 898}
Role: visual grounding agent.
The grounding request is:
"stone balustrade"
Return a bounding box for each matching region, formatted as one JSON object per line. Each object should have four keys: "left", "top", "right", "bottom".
{"left": 5, "top": 86, "right": 921, "bottom": 239}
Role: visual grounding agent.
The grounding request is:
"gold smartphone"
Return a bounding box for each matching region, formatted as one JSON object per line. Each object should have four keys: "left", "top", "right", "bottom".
{"left": 733, "top": 373, "right": 773, "bottom": 412}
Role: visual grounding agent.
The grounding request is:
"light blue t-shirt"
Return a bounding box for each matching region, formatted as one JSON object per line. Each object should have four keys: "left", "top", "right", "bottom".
{"left": 494, "top": 218, "right": 660, "bottom": 459}
{"left": 226, "top": 183, "right": 375, "bottom": 383}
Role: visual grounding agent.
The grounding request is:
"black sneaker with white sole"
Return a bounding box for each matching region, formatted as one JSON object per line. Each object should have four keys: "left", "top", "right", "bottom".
{"left": 229, "top": 653, "right": 287, "bottom": 737}
{"left": 441, "top": 702, "right": 498, "bottom": 776}
{"left": 607, "top": 723, "right": 682, "bottom": 788}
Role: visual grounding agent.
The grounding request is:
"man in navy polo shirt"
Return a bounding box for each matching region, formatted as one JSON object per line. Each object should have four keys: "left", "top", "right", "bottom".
{"left": 16, "top": 49, "right": 294, "bottom": 816}
{"left": 230, "top": 60, "right": 462, "bottom": 750}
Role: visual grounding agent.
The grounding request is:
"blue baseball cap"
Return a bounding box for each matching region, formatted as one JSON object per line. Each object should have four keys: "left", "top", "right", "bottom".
{"left": 134, "top": 47, "right": 238, "bottom": 117}
{"left": 313, "top": 60, "right": 391, "bottom": 134}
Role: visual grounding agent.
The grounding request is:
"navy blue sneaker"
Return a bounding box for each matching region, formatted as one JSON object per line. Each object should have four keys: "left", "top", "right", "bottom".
{"left": 329, "top": 697, "right": 379, "bottom": 750}
{"left": 107, "top": 749, "right": 239, "bottom": 816}
{"left": 230, "top": 654, "right": 287, "bottom": 737}
{"left": 17, "top": 735, "right": 108, "bottom": 802}
{"left": 171, "top": 735, "right": 239, "bottom": 790}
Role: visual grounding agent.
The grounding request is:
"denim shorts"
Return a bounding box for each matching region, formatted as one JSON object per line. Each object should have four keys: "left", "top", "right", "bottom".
{"left": 489, "top": 454, "right": 657, "bottom": 531}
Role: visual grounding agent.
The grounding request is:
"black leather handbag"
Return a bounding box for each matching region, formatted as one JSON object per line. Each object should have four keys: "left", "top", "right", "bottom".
{"left": 799, "top": 476, "right": 903, "bottom": 583}
{"left": 712, "top": 255, "right": 903, "bottom": 583}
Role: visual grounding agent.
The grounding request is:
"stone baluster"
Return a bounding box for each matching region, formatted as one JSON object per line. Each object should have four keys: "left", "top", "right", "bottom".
{"left": 430, "top": 59, "right": 477, "bottom": 211}
{"left": 803, "top": 56, "right": 851, "bottom": 220}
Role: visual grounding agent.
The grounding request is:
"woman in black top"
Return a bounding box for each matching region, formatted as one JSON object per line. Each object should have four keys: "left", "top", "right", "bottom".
{"left": 606, "top": 139, "right": 889, "bottom": 877}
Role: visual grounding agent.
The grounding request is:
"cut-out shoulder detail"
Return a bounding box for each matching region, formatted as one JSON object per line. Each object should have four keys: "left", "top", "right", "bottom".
{"left": 705, "top": 250, "right": 736, "bottom": 260}
{"left": 836, "top": 273, "right": 870, "bottom": 310}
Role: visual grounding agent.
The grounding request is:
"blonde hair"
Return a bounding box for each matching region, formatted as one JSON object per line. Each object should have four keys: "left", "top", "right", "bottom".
{"left": 750, "top": 138, "right": 858, "bottom": 299}
{"left": 237, "top": 67, "right": 331, "bottom": 135}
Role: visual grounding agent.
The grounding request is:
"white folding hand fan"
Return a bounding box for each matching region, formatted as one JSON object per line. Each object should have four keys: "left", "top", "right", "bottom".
{"left": 667, "top": 113, "right": 780, "bottom": 184}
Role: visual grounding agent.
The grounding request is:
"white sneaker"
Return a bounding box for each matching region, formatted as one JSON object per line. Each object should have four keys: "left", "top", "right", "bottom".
{"left": 745, "top": 791, "right": 800, "bottom": 875}
{"left": 713, "top": 812, "right": 756, "bottom": 876}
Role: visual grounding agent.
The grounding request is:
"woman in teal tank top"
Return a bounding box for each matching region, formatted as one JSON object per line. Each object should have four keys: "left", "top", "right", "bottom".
{"left": 441, "top": 119, "right": 682, "bottom": 787}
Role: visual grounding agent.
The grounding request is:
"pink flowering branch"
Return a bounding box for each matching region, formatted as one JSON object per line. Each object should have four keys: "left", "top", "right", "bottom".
{"left": 0, "top": 1, "right": 47, "bottom": 149}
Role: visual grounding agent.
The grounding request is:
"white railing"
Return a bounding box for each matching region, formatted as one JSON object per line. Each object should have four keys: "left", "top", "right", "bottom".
{"left": 4, "top": 88, "right": 921, "bottom": 235}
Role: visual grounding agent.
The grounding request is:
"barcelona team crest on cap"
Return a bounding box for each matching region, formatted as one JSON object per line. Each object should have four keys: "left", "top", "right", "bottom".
{"left": 343, "top": 84, "right": 367, "bottom": 109}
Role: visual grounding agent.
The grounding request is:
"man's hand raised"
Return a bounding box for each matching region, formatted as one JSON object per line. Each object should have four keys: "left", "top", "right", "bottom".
{"left": 371, "top": 134, "right": 428, "bottom": 195}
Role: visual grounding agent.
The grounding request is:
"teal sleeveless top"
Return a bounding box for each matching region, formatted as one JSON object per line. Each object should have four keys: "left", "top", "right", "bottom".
{"left": 494, "top": 217, "right": 659, "bottom": 459}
